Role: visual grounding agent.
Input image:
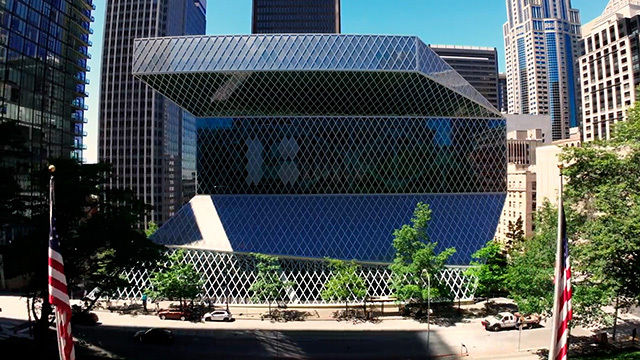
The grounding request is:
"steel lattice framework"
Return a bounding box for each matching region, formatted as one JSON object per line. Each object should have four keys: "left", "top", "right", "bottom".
{"left": 117, "top": 248, "right": 478, "bottom": 303}
{"left": 126, "top": 34, "right": 506, "bottom": 303}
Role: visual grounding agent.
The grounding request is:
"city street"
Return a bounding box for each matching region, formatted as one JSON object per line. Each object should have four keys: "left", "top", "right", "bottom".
{"left": 0, "top": 295, "right": 576, "bottom": 359}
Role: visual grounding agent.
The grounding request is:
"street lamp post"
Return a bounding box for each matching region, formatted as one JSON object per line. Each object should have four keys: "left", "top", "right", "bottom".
{"left": 422, "top": 269, "right": 431, "bottom": 350}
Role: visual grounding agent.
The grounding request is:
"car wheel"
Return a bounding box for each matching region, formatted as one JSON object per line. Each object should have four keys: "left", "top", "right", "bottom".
{"left": 160, "top": 315, "right": 166, "bottom": 320}
{"left": 180, "top": 316, "right": 186, "bottom": 321}
{"left": 491, "top": 324, "right": 501, "bottom": 332}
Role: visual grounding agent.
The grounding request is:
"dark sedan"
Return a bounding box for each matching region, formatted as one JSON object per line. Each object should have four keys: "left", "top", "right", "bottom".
{"left": 133, "top": 328, "right": 174, "bottom": 345}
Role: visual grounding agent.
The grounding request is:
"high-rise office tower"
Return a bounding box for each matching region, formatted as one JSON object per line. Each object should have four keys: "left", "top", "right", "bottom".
{"left": 252, "top": 0, "right": 340, "bottom": 34}
{"left": 504, "top": 0, "right": 582, "bottom": 140}
{"left": 99, "top": 0, "right": 206, "bottom": 225}
{"left": 429, "top": 45, "right": 500, "bottom": 110}
{"left": 579, "top": 0, "right": 640, "bottom": 142}
{"left": 0, "top": 0, "right": 94, "bottom": 243}
{"left": 498, "top": 73, "right": 508, "bottom": 113}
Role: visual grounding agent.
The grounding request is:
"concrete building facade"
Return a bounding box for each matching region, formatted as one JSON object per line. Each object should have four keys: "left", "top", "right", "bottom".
{"left": 504, "top": 0, "right": 582, "bottom": 140}
{"left": 579, "top": 0, "right": 640, "bottom": 142}
{"left": 535, "top": 126, "right": 581, "bottom": 208}
{"left": 98, "top": 0, "right": 206, "bottom": 225}
{"left": 494, "top": 130, "right": 544, "bottom": 244}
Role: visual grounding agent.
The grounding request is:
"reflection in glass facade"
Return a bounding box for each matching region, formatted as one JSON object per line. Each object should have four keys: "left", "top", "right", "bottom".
{"left": 252, "top": 0, "right": 340, "bottom": 34}
{"left": 0, "top": 0, "right": 93, "bottom": 194}
{"left": 196, "top": 117, "right": 504, "bottom": 196}
{"left": 131, "top": 34, "right": 507, "bottom": 302}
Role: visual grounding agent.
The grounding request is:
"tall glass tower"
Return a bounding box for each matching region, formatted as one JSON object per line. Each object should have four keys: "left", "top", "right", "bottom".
{"left": 99, "top": 0, "right": 206, "bottom": 225}
{"left": 0, "top": 0, "right": 93, "bottom": 223}
{"left": 252, "top": 0, "right": 340, "bottom": 34}
{"left": 504, "top": 0, "right": 581, "bottom": 140}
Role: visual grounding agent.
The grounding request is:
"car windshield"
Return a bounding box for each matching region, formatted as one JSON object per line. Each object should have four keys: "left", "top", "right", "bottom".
{"left": 494, "top": 314, "right": 504, "bottom": 321}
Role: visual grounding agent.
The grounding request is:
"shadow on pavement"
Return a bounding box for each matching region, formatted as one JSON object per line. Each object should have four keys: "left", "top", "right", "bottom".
{"left": 3, "top": 322, "right": 464, "bottom": 360}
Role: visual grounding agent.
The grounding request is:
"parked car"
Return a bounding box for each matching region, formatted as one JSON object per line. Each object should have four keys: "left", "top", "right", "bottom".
{"left": 481, "top": 311, "right": 541, "bottom": 331}
{"left": 202, "top": 310, "right": 234, "bottom": 322}
{"left": 133, "top": 328, "right": 174, "bottom": 344}
{"left": 158, "top": 309, "right": 192, "bottom": 321}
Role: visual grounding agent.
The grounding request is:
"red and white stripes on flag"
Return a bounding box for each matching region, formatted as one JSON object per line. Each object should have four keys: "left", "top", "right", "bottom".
{"left": 48, "top": 175, "right": 76, "bottom": 360}
{"left": 549, "top": 199, "right": 572, "bottom": 360}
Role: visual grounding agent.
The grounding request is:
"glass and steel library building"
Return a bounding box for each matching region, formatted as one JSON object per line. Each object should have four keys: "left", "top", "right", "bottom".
{"left": 123, "top": 34, "right": 506, "bottom": 303}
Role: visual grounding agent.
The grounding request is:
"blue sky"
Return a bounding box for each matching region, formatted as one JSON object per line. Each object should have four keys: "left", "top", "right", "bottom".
{"left": 83, "top": 0, "right": 607, "bottom": 163}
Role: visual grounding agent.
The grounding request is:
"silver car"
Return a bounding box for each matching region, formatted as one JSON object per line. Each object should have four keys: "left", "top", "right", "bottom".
{"left": 202, "top": 310, "right": 234, "bottom": 322}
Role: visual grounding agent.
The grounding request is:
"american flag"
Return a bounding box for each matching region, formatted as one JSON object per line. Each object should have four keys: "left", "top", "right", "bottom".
{"left": 550, "top": 203, "right": 572, "bottom": 360}
{"left": 48, "top": 175, "right": 76, "bottom": 360}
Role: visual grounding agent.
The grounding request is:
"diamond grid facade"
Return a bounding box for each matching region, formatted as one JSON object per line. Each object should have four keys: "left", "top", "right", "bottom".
{"left": 129, "top": 34, "right": 506, "bottom": 303}
{"left": 117, "top": 248, "right": 478, "bottom": 303}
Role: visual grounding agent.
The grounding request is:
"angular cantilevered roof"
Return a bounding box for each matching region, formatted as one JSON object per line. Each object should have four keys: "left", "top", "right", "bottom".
{"left": 132, "top": 34, "right": 501, "bottom": 118}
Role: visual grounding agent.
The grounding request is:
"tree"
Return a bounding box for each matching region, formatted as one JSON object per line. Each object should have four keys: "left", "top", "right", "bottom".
{"left": 505, "top": 201, "right": 557, "bottom": 316}
{"left": 0, "top": 121, "right": 30, "bottom": 247}
{"left": 147, "top": 249, "right": 204, "bottom": 310}
{"left": 560, "top": 101, "right": 640, "bottom": 335}
{"left": 145, "top": 221, "right": 159, "bottom": 238}
{"left": 9, "top": 159, "right": 164, "bottom": 325}
{"left": 321, "top": 258, "right": 367, "bottom": 312}
{"left": 465, "top": 240, "right": 508, "bottom": 298}
{"left": 505, "top": 216, "right": 525, "bottom": 249}
{"left": 249, "top": 253, "right": 294, "bottom": 315}
{"left": 389, "top": 202, "right": 456, "bottom": 302}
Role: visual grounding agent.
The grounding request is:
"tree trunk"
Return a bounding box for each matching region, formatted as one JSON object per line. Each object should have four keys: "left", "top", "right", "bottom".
{"left": 613, "top": 295, "right": 619, "bottom": 342}
{"left": 33, "top": 296, "right": 52, "bottom": 343}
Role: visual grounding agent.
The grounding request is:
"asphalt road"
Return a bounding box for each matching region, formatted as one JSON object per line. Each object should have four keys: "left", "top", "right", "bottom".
{"left": 74, "top": 325, "right": 449, "bottom": 360}
{"left": 3, "top": 295, "right": 590, "bottom": 359}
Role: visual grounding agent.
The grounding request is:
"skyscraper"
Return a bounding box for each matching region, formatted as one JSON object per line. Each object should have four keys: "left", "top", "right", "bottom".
{"left": 99, "top": 0, "right": 206, "bottom": 225}
{"left": 498, "top": 73, "right": 508, "bottom": 113}
{"left": 252, "top": 0, "right": 340, "bottom": 34}
{"left": 0, "top": 0, "right": 94, "bottom": 243}
{"left": 504, "top": 0, "right": 582, "bottom": 140}
{"left": 429, "top": 45, "right": 500, "bottom": 110}
{"left": 579, "top": 0, "right": 640, "bottom": 142}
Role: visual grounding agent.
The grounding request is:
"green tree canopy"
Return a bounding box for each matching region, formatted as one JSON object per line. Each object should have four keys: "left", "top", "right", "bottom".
{"left": 505, "top": 216, "right": 525, "bottom": 249}
{"left": 147, "top": 249, "right": 204, "bottom": 309}
{"left": 388, "top": 202, "right": 456, "bottom": 302}
{"left": 321, "top": 258, "right": 367, "bottom": 311}
{"left": 465, "top": 240, "right": 508, "bottom": 298}
{"left": 249, "top": 253, "right": 294, "bottom": 314}
{"left": 145, "top": 221, "right": 159, "bottom": 238}
{"left": 559, "top": 97, "right": 640, "bottom": 332}
{"left": 8, "top": 159, "right": 164, "bottom": 311}
{"left": 505, "top": 201, "right": 556, "bottom": 316}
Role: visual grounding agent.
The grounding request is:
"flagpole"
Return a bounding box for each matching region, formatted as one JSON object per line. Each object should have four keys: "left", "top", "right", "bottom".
{"left": 548, "top": 163, "right": 564, "bottom": 360}
{"left": 49, "top": 165, "right": 64, "bottom": 360}
{"left": 55, "top": 310, "right": 65, "bottom": 360}
{"left": 49, "top": 164, "right": 55, "bottom": 237}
